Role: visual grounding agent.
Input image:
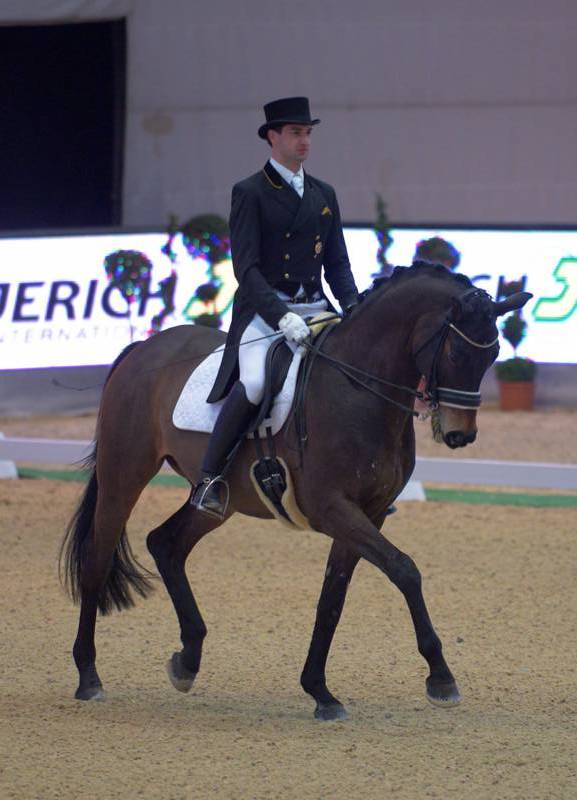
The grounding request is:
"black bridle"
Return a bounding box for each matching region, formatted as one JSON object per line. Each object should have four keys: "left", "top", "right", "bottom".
{"left": 302, "top": 288, "right": 499, "bottom": 417}
{"left": 413, "top": 288, "right": 499, "bottom": 411}
{"left": 413, "top": 318, "right": 499, "bottom": 411}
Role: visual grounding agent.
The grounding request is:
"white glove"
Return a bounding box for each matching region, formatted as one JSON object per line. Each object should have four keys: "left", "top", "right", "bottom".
{"left": 278, "top": 311, "right": 311, "bottom": 345}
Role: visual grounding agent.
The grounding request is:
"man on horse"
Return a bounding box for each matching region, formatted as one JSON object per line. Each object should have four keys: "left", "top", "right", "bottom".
{"left": 191, "top": 96, "right": 360, "bottom": 518}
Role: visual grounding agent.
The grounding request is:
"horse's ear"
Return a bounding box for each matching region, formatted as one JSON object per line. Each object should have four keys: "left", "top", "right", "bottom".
{"left": 493, "top": 291, "right": 533, "bottom": 317}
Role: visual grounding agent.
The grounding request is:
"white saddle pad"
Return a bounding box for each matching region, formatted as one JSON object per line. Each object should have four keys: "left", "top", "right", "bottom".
{"left": 172, "top": 343, "right": 304, "bottom": 437}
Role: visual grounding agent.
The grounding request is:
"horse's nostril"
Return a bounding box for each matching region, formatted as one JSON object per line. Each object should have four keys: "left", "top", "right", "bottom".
{"left": 445, "top": 430, "right": 466, "bottom": 449}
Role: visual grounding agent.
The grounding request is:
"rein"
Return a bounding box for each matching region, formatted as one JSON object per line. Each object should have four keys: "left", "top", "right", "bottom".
{"left": 302, "top": 337, "right": 423, "bottom": 416}
{"left": 299, "top": 290, "right": 499, "bottom": 424}
{"left": 288, "top": 323, "right": 425, "bottom": 463}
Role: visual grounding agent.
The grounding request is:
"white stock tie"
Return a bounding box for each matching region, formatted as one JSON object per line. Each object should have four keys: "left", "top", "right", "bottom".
{"left": 291, "top": 173, "right": 304, "bottom": 198}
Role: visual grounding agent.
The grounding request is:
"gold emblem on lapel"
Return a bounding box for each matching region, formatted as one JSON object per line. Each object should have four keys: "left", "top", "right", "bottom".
{"left": 314, "top": 241, "right": 323, "bottom": 255}
{"left": 321, "top": 205, "right": 332, "bottom": 216}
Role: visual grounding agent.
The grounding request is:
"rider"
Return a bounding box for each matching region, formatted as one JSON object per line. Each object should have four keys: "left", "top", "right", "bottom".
{"left": 191, "top": 96, "right": 359, "bottom": 518}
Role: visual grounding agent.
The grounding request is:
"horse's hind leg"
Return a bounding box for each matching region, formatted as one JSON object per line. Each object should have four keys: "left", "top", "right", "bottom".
{"left": 147, "top": 503, "right": 221, "bottom": 693}
{"left": 74, "top": 585, "right": 104, "bottom": 700}
{"left": 300, "top": 540, "right": 360, "bottom": 721}
{"left": 73, "top": 488, "right": 145, "bottom": 701}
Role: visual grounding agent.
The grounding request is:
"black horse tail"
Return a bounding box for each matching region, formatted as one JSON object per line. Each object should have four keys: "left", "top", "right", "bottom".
{"left": 59, "top": 341, "right": 155, "bottom": 615}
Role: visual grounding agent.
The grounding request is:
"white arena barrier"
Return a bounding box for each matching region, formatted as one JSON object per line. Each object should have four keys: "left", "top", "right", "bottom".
{"left": 0, "top": 434, "right": 17, "bottom": 479}
{"left": 1, "top": 436, "right": 577, "bottom": 492}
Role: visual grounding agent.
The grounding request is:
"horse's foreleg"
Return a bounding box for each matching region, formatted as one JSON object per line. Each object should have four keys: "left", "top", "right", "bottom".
{"left": 325, "top": 498, "right": 461, "bottom": 708}
{"left": 300, "top": 540, "right": 359, "bottom": 721}
{"left": 147, "top": 503, "right": 220, "bottom": 694}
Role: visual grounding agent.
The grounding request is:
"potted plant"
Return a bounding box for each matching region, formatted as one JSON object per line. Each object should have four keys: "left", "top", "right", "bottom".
{"left": 494, "top": 308, "right": 537, "bottom": 411}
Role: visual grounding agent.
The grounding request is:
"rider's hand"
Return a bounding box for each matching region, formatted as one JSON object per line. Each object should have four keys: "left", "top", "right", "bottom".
{"left": 278, "top": 312, "right": 311, "bottom": 345}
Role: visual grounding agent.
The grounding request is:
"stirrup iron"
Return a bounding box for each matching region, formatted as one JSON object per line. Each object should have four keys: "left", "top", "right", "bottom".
{"left": 191, "top": 475, "right": 230, "bottom": 520}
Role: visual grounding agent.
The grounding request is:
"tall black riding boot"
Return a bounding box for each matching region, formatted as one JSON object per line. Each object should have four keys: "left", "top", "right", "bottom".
{"left": 191, "top": 381, "right": 257, "bottom": 519}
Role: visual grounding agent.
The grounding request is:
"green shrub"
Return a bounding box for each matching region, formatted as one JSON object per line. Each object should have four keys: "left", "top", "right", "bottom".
{"left": 501, "top": 313, "right": 527, "bottom": 352}
{"left": 181, "top": 214, "right": 230, "bottom": 264}
{"left": 194, "top": 313, "right": 222, "bottom": 329}
{"left": 494, "top": 357, "right": 537, "bottom": 382}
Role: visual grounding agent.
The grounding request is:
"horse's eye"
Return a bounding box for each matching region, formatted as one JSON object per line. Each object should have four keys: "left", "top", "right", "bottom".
{"left": 448, "top": 347, "right": 466, "bottom": 366}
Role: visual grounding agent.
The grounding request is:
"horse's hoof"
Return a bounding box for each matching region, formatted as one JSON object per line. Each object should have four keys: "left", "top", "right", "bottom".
{"left": 75, "top": 684, "right": 106, "bottom": 702}
{"left": 166, "top": 652, "right": 197, "bottom": 693}
{"left": 314, "top": 702, "right": 348, "bottom": 721}
{"left": 426, "top": 677, "right": 461, "bottom": 708}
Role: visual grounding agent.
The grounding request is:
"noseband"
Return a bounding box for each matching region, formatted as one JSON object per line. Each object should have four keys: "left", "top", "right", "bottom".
{"left": 415, "top": 289, "right": 499, "bottom": 411}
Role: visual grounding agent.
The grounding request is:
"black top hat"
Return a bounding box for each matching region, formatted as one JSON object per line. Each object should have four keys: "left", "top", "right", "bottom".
{"left": 258, "top": 96, "right": 320, "bottom": 139}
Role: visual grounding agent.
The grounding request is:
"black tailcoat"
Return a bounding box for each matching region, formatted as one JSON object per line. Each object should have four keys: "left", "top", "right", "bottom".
{"left": 207, "top": 161, "right": 359, "bottom": 402}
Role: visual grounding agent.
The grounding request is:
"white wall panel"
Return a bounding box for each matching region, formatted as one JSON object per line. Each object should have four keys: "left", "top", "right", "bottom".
{"left": 125, "top": 103, "right": 577, "bottom": 226}
{"left": 5, "top": 0, "right": 572, "bottom": 226}
{"left": 122, "top": 1, "right": 577, "bottom": 226}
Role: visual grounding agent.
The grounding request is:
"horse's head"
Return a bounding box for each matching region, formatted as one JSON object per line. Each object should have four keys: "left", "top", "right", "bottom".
{"left": 413, "top": 279, "right": 532, "bottom": 449}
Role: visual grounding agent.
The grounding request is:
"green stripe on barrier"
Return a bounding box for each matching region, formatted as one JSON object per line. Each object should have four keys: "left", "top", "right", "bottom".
{"left": 18, "top": 466, "right": 189, "bottom": 488}
{"left": 425, "top": 488, "right": 577, "bottom": 507}
{"left": 15, "top": 467, "right": 577, "bottom": 508}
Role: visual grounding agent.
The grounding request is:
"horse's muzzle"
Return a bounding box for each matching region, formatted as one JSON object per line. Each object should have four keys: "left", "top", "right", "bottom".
{"left": 443, "top": 430, "right": 477, "bottom": 449}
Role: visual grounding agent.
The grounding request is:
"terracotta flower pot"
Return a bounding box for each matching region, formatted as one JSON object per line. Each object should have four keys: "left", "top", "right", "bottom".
{"left": 498, "top": 381, "right": 535, "bottom": 411}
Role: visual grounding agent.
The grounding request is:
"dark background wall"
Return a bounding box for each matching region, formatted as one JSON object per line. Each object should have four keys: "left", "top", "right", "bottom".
{"left": 0, "top": 19, "right": 126, "bottom": 230}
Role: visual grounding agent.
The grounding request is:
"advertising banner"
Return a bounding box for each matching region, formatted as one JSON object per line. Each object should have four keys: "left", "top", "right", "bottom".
{"left": 0, "top": 233, "right": 235, "bottom": 370}
{"left": 0, "top": 228, "right": 576, "bottom": 369}
{"left": 382, "top": 228, "right": 577, "bottom": 362}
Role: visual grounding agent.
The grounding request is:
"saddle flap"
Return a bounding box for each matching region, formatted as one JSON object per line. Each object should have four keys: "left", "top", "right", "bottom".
{"left": 248, "top": 338, "right": 294, "bottom": 433}
{"left": 248, "top": 311, "right": 341, "bottom": 434}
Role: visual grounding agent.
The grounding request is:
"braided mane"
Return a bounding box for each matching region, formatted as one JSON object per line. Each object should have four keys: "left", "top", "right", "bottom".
{"left": 341, "top": 261, "right": 472, "bottom": 319}
{"left": 364, "top": 261, "right": 473, "bottom": 298}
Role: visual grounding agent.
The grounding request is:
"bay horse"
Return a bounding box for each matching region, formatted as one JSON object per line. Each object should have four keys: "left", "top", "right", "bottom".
{"left": 60, "top": 263, "right": 531, "bottom": 719}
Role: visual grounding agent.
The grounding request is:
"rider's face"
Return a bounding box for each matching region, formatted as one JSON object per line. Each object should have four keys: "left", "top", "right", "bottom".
{"left": 269, "top": 125, "right": 313, "bottom": 170}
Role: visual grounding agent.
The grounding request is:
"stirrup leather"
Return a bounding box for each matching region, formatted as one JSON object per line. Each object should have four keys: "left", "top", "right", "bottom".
{"left": 191, "top": 475, "right": 230, "bottom": 519}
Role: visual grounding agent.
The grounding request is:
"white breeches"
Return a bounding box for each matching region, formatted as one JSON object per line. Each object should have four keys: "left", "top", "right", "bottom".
{"left": 239, "top": 299, "right": 328, "bottom": 404}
